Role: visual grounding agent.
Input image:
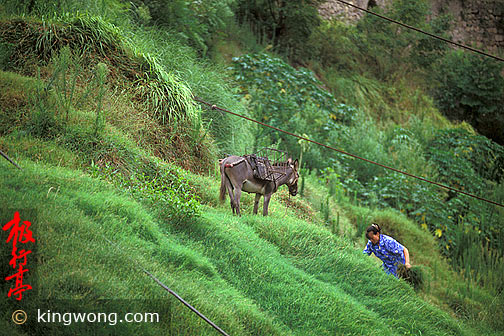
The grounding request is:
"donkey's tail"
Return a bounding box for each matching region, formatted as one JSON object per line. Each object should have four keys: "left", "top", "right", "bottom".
{"left": 219, "top": 162, "right": 227, "bottom": 203}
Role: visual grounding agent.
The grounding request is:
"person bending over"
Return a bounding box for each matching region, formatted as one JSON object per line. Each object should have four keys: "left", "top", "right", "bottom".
{"left": 363, "top": 223, "right": 411, "bottom": 277}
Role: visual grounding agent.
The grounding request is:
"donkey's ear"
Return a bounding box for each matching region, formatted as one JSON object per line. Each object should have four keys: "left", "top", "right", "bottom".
{"left": 293, "top": 159, "right": 299, "bottom": 170}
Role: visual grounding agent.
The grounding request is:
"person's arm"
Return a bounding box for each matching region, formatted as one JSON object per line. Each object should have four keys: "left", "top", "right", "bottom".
{"left": 403, "top": 247, "right": 411, "bottom": 269}
{"left": 363, "top": 242, "right": 372, "bottom": 256}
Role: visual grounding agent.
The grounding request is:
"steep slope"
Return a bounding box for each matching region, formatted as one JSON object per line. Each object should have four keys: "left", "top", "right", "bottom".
{"left": 0, "top": 156, "right": 470, "bottom": 335}
{"left": 0, "top": 12, "right": 501, "bottom": 336}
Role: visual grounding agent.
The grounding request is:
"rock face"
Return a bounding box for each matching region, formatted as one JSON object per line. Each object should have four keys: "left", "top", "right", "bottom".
{"left": 431, "top": 0, "right": 504, "bottom": 52}
{"left": 318, "top": 0, "right": 504, "bottom": 51}
{"left": 318, "top": 0, "right": 388, "bottom": 22}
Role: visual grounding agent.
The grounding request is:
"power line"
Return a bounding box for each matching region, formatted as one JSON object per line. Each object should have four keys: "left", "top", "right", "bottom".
{"left": 142, "top": 269, "right": 230, "bottom": 336}
{"left": 194, "top": 97, "right": 504, "bottom": 209}
{"left": 333, "top": 0, "right": 504, "bottom": 63}
{"left": 104, "top": 237, "right": 230, "bottom": 336}
{"left": 0, "top": 149, "right": 22, "bottom": 169}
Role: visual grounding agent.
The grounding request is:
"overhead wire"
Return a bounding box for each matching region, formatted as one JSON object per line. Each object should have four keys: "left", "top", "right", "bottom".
{"left": 0, "top": 149, "right": 22, "bottom": 169}
{"left": 333, "top": 0, "right": 504, "bottom": 63}
{"left": 103, "top": 237, "right": 230, "bottom": 336}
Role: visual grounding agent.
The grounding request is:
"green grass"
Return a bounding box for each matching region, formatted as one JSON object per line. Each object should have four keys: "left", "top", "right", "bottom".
{"left": 0, "top": 6, "right": 502, "bottom": 335}
{"left": 0, "top": 160, "right": 293, "bottom": 335}
{"left": 123, "top": 24, "right": 255, "bottom": 155}
{"left": 0, "top": 10, "right": 254, "bottom": 162}
{"left": 0, "top": 158, "right": 475, "bottom": 335}
{"left": 0, "top": 70, "right": 499, "bottom": 336}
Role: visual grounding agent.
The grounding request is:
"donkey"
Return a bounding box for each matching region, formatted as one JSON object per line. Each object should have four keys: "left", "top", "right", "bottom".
{"left": 219, "top": 155, "right": 299, "bottom": 216}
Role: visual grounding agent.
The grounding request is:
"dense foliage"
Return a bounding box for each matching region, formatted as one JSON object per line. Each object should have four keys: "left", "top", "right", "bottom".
{"left": 1, "top": 0, "right": 503, "bottom": 333}
{"left": 89, "top": 160, "right": 201, "bottom": 223}
{"left": 432, "top": 50, "right": 504, "bottom": 144}
{"left": 130, "top": 0, "right": 235, "bottom": 55}
{"left": 230, "top": 50, "right": 504, "bottom": 300}
{"left": 231, "top": 52, "right": 357, "bottom": 168}
{"left": 233, "top": 0, "right": 324, "bottom": 61}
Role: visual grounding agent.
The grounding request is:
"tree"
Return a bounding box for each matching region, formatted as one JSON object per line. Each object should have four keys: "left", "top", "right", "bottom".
{"left": 432, "top": 50, "right": 504, "bottom": 144}
{"left": 233, "top": 0, "right": 323, "bottom": 61}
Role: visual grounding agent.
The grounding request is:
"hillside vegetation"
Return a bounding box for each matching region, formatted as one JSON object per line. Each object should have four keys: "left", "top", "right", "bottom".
{"left": 0, "top": 0, "right": 503, "bottom": 335}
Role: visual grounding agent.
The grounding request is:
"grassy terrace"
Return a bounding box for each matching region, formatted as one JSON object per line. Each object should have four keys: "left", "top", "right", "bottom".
{"left": 0, "top": 2, "right": 502, "bottom": 334}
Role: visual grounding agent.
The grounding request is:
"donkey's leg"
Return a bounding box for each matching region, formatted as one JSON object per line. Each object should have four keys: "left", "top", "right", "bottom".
{"left": 263, "top": 194, "right": 272, "bottom": 216}
{"left": 225, "top": 178, "right": 236, "bottom": 215}
{"left": 234, "top": 187, "right": 243, "bottom": 216}
{"left": 253, "top": 194, "right": 261, "bottom": 215}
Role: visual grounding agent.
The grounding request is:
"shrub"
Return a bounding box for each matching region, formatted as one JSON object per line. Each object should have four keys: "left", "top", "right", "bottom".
{"left": 355, "top": 0, "right": 448, "bottom": 81}
{"left": 233, "top": 0, "right": 323, "bottom": 61}
{"left": 133, "top": 0, "right": 235, "bottom": 55}
{"left": 88, "top": 160, "right": 200, "bottom": 223}
{"left": 427, "top": 129, "right": 504, "bottom": 188}
{"left": 306, "top": 20, "right": 360, "bottom": 73}
{"left": 432, "top": 50, "right": 504, "bottom": 144}
{"left": 231, "top": 52, "right": 355, "bottom": 167}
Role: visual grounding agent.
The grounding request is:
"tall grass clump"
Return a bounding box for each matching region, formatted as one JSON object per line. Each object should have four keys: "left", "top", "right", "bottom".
{"left": 68, "top": 15, "right": 199, "bottom": 125}
{"left": 134, "top": 52, "right": 197, "bottom": 124}
{"left": 1, "top": 13, "right": 220, "bottom": 170}
{"left": 25, "top": 68, "right": 62, "bottom": 138}
{"left": 93, "top": 62, "right": 108, "bottom": 136}
{"left": 1, "top": 0, "right": 131, "bottom": 27}
{"left": 45, "top": 46, "right": 80, "bottom": 122}
{"left": 450, "top": 216, "right": 504, "bottom": 296}
{"left": 124, "top": 25, "right": 254, "bottom": 155}
{"left": 0, "top": 15, "right": 199, "bottom": 125}
{"left": 18, "top": 46, "right": 106, "bottom": 140}
{"left": 432, "top": 50, "right": 504, "bottom": 144}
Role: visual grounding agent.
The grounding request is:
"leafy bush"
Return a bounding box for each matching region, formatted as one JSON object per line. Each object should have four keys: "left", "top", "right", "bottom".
{"left": 410, "top": 13, "right": 451, "bottom": 70}
{"left": 231, "top": 52, "right": 356, "bottom": 167}
{"left": 427, "top": 128, "right": 504, "bottom": 186}
{"left": 88, "top": 160, "right": 200, "bottom": 223}
{"left": 355, "top": 0, "right": 448, "bottom": 80}
{"left": 417, "top": 129, "right": 504, "bottom": 292}
{"left": 306, "top": 20, "right": 361, "bottom": 74}
{"left": 432, "top": 50, "right": 504, "bottom": 144}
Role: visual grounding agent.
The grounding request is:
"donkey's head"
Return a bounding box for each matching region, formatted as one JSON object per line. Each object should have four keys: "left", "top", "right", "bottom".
{"left": 286, "top": 158, "right": 299, "bottom": 196}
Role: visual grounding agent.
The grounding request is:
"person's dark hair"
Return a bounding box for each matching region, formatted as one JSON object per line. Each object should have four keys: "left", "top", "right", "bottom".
{"left": 365, "top": 223, "right": 381, "bottom": 239}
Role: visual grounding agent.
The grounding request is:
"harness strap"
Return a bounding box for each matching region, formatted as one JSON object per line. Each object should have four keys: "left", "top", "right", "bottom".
{"left": 224, "top": 157, "right": 246, "bottom": 168}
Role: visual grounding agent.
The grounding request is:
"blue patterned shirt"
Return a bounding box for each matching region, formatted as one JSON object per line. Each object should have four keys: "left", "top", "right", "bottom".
{"left": 363, "top": 234, "right": 405, "bottom": 277}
